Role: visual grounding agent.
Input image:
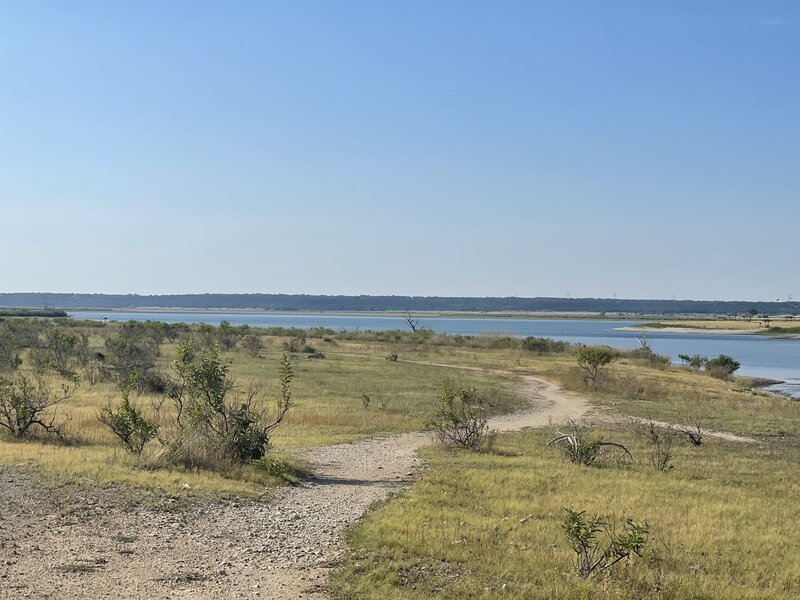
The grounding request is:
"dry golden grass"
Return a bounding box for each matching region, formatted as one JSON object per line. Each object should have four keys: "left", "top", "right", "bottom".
{"left": 0, "top": 335, "right": 521, "bottom": 494}
{"left": 641, "top": 318, "right": 800, "bottom": 332}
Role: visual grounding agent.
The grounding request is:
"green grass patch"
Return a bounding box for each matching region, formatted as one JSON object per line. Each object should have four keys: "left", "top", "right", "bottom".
{"left": 332, "top": 428, "right": 800, "bottom": 599}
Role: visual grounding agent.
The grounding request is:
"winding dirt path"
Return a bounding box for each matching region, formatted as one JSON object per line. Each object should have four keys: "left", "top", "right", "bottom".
{"left": 0, "top": 365, "right": 747, "bottom": 599}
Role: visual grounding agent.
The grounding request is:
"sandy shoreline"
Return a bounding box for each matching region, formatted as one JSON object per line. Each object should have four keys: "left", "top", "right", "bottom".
{"left": 616, "top": 325, "right": 754, "bottom": 335}
{"left": 616, "top": 325, "right": 800, "bottom": 339}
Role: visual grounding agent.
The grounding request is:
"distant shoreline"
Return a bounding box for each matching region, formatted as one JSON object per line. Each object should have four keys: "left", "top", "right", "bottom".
{"left": 616, "top": 325, "right": 753, "bottom": 335}
{"left": 67, "top": 308, "right": 641, "bottom": 321}
{"left": 617, "top": 325, "right": 800, "bottom": 339}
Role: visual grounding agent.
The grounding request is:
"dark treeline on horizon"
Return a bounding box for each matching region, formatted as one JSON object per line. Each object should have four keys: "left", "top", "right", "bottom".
{"left": 0, "top": 293, "right": 798, "bottom": 316}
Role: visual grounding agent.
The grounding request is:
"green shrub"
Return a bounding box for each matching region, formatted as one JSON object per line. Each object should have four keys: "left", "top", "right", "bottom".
{"left": 563, "top": 508, "right": 649, "bottom": 577}
{"left": 575, "top": 346, "right": 614, "bottom": 386}
{"left": 98, "top": 386, "right": 158, "bottom": 455}
{"left": 522, "top": 336, "right": 570, "bottom": 354}
{"left": 155, "top": 342, "right": 293, "bottom": 470}
{"left": 704, "top": 354, "right": 740, "bottom": 378}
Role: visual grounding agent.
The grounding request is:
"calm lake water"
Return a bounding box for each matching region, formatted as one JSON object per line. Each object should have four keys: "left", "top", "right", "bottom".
{"left": 70, "top": 311, "right": 800, "bottom": 399}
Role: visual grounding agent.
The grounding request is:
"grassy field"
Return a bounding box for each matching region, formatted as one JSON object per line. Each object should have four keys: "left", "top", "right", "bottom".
{"left": 0, "top": 331, "right": 522, "bottom": 494}
{"left": 363, "top": 342, "right": 800, "bottom": 437}
{"left": 332, "top": 427, "right": 800, "bottom": 599}
{"left": 3, "top": 319, "right": 800, "bottom": 596}
{"left": 635, "top": 319, "right": 800, "bottom": 333}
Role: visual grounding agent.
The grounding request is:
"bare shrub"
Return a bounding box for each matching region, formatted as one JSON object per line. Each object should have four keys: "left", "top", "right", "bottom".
{"left": 634, "top": 419, "right": 678, "bottom": 471}
{"left": 283, "top": 335, "right": 307, "bottom": 353}
{"left": 679, "top": 420, "right": 704, "bottom": 446}
{"left": 427, "top": 384, "right": 493, "bottom": 451}
{"left": 0, "top": 373, "right": 74, "bottom": 439}
{"left": 548, "top": 420, "right": 631, "bottom": 466}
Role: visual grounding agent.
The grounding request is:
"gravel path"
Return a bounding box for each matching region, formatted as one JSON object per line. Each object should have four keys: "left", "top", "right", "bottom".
{"left": 0, "top": 368, "right": 642, "bottom": 600}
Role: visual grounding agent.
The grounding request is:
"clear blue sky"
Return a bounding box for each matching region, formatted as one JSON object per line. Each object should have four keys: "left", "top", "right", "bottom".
{"left": 1, "top": 1, "right": 797, "bottom": 300}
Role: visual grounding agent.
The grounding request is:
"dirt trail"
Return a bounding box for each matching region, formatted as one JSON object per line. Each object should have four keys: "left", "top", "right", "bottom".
{"left": 0, "top": 364, "right": 746, "bottom": 599}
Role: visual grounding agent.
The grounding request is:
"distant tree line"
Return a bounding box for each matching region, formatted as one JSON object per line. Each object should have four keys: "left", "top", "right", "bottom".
{"left": 0, "top": 308, "right": 67, "bottom": 317}
{"left": 1, "top": 293, "right": 799, "bottom": 316}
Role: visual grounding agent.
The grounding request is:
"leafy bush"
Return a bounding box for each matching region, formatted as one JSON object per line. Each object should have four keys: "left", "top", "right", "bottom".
{"left": 0, "top": 327, "right": 22, "bottom": 373}
{"left": 98, "top": 385, "right": 158, "bottom": 455}
{"left": 704, "top": 354, "right": 740, "bottom": 378}
{"left": 427, "top": 384, "right": 493, "bottom": 451}
{"left": 575, "top": 346, "right": 614, "bottom": 386}
{"left": 154, "top": 342, "right": 293, "bottom": 470}
{"left": 26, "top": 329, "right": 84, "bottom": 379}
{"left": 521, "top": 336, "right": 570, "bottom": 354}
{"left": 104, "top": 335, "right": 157, "bottom": 389}
{"left": 563, "top": 508, "right": 649, "bottom": 577}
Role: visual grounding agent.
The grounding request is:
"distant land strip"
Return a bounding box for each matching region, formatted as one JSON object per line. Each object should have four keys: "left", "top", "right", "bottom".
{"left": 0, "top": 293, "right": 798, "bottom": 316}
{"left": 0, "top": 307, "right": 68, "bottom": 318}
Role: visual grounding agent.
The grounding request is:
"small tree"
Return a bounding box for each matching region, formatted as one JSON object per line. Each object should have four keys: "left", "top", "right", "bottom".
{"left": 0, "top": 373, "right": 74, "bottom": 438}
{"left": 563, "top": 508, "right": 649, "bottom": 578}
{"left": 217, "top": 320, "right": 239, "bottom": 351}
{"left": 403, "top": 311, "right": 419, "bottom": 333}
{"left": 104, "top": 335, "right": 157, "bottom": 388}
{"left": 678, "top": 353, "right": 706, "bottom": 370}
{"left": 576, "top": 346, "right": 614, "bottom": 386}
{"left": 427, "top": 384, "right": 492, "bottom": 451}
{"left": 98, "top": 383, "right": 158, "bottom": 455}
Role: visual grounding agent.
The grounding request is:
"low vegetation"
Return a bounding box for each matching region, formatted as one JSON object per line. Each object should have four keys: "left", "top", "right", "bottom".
{"left": 637, "top": 317, "right": 800, "bottom": 334}
{"left": 562, "top": 507, "right": 649, "bottom": 578}
{"left": 547, "top": 420, "right": 630, "bottom": 466}
{"left": 0, "top": 317, "right": 521, "bottom": 493}
{"left": 331, "top": 428, "right": 800, "bottom": 599}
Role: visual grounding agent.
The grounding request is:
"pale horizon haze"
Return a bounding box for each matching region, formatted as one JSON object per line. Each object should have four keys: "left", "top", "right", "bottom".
{"left": 1, "top": 1, "right": 797, "bottom": 302}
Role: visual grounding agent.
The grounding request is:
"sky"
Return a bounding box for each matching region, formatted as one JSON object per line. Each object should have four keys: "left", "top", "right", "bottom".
{"left": 1, "top": 1, "right": 797, "bottom": 301}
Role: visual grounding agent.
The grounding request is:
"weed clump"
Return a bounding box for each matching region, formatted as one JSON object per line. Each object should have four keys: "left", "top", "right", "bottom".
{"left": 547, "top": 420, "right": 631, "bottom": 466}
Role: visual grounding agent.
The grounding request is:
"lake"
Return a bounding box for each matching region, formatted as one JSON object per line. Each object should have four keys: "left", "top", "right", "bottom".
{"left": 69, "top": 311, "right": 800, "bottom": 399}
